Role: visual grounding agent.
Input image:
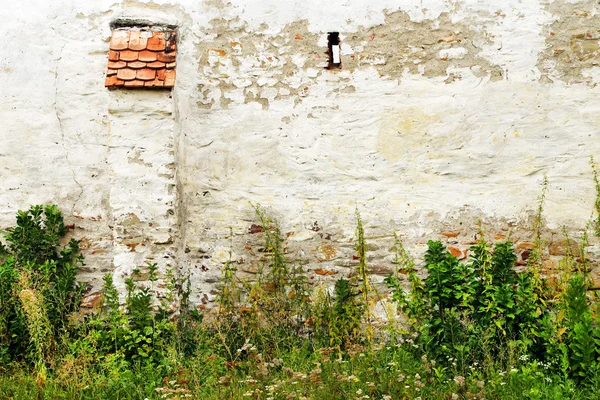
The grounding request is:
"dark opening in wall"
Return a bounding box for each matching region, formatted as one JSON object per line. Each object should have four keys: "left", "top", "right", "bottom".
{"left": 327, "top": 32, "right": 341, "bottom": 69}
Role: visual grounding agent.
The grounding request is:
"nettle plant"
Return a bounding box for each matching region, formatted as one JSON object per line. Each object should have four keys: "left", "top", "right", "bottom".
{"left": 387, "top": 237, "right": 543, "bottom": 366}
{"left": 387, "top": 234, "right": 600, "bottom": 381}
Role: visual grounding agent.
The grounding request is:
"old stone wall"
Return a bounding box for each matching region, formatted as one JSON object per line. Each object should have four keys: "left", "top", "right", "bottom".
{"left": 1, "top": 0, "right": 600, "bottom": 308}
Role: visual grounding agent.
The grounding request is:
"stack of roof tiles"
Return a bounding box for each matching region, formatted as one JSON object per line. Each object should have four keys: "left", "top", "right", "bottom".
{"left": 105, "top": 29, "right": 177, "bottom": 89}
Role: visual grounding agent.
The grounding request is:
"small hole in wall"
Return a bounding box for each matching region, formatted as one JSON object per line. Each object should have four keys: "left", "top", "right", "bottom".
{"left": 327, "top": 32, "right": 341, "bottom": 69}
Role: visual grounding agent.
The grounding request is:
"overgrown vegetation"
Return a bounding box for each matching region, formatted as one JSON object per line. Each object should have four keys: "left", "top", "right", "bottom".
{"left": 2, "top": 167, "right": 600, "bottom": 399}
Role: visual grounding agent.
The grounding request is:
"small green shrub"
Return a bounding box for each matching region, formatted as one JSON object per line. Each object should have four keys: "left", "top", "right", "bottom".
{"left": 327, "top": 277, "right": 365, "bottom": 349}
{"left": 76, "top": 263, "right": 200, "bottom": 373}
{"left": 561, "top": 274, "right": 599, "bottom": 380}
{"left": 0, "top": 205, "right": 84, "bottom": 366}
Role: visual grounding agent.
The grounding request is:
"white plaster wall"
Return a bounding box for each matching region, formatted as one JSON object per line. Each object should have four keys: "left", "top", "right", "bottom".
{"left": 1, "top": 0, "right": 599, "bottom": 304}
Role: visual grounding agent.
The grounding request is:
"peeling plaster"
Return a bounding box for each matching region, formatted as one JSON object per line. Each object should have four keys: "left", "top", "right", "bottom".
{"left": 539, "top": 0, "right": 600, "bottom": 84}
{"left": 195, "top": 11, "right": 503, "bottom": 110}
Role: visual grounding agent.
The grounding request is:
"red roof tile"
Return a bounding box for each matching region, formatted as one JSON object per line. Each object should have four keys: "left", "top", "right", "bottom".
{"left": 119, "top": 49, "right": 138, "bottom": 62}
{"left": 157, "top": 52, "right": 176, "bottom": 63}
{"left": 138, "top": 50, "right": 157, "bottom": 62}
{"left": 117, "top": 68, "right": 136, "bottom": 81}
{"left": 128, "top": 31, "right": 148, "bottom": 51}
{"left": 105, "top": 28, "right": 177, "bottom": 89}
{"left": 136, "top": 68, "right": 156, "bottom": 81}
{"left": 164, "top": 69, "right": 176, "bottom": 86}
{"left": 124, "top": 80, "right": 146, "bottom": 87}
{"left": 145, "top": 77, "right": 165, "bottom": 87}
{"left": 147, "top": 61, "right": 166, "bottom": 69}
{"left": 128, "top": 61, "right": 146, "bottom": 69}
{"left": 108, "top": 50, "right": 120, "bottom": 61}
{"left": 147, "top": 32, "right": 166, "bottom": 51}
{"left": 105, "top": 75, "right": 125, "bottom": 87}
{"left": 165, "top": 33, "right": 177, "bottom": 53}
{"left": 109, "top": 31, "right": 130, "bottom": 50}
{"left": 107, "top": 60, "right": 126, "bottom": 69}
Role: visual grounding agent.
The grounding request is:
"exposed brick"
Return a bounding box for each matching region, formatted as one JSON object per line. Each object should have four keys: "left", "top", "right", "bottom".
{"left": 549, "top": 239, "right": 580, "bottom": 256}
{"left": 442, "top": 231, "right": 460, "bottom": 238}
{"left": 316, "top": 244, "right": 337, "bottom": 261}
{"left": 517, "top": 242, "right": 535, "bottom": 250}
{"left": 315, "top": 268, "right": 336, "bottom": 275}
{"left": 367, "top": 265, "right": 394, "bottom": 276}
{"left": 570, "top": 39, "right": 600, "bottom": 61}
{"left": 81, "top": 291, "right": 103, "bottom": 309}
{"left": 449, "top": 246, "right": 464, "bottom": 259}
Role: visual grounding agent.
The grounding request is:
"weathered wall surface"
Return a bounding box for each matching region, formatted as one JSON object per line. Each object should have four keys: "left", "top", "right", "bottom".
{"left": 1, "top": 0, "right": 600, "bottom": 307}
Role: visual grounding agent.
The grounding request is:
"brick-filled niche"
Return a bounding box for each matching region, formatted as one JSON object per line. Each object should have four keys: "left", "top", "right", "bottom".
{"left": 105, "top": 23, "right": 178, "bottom": 89}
